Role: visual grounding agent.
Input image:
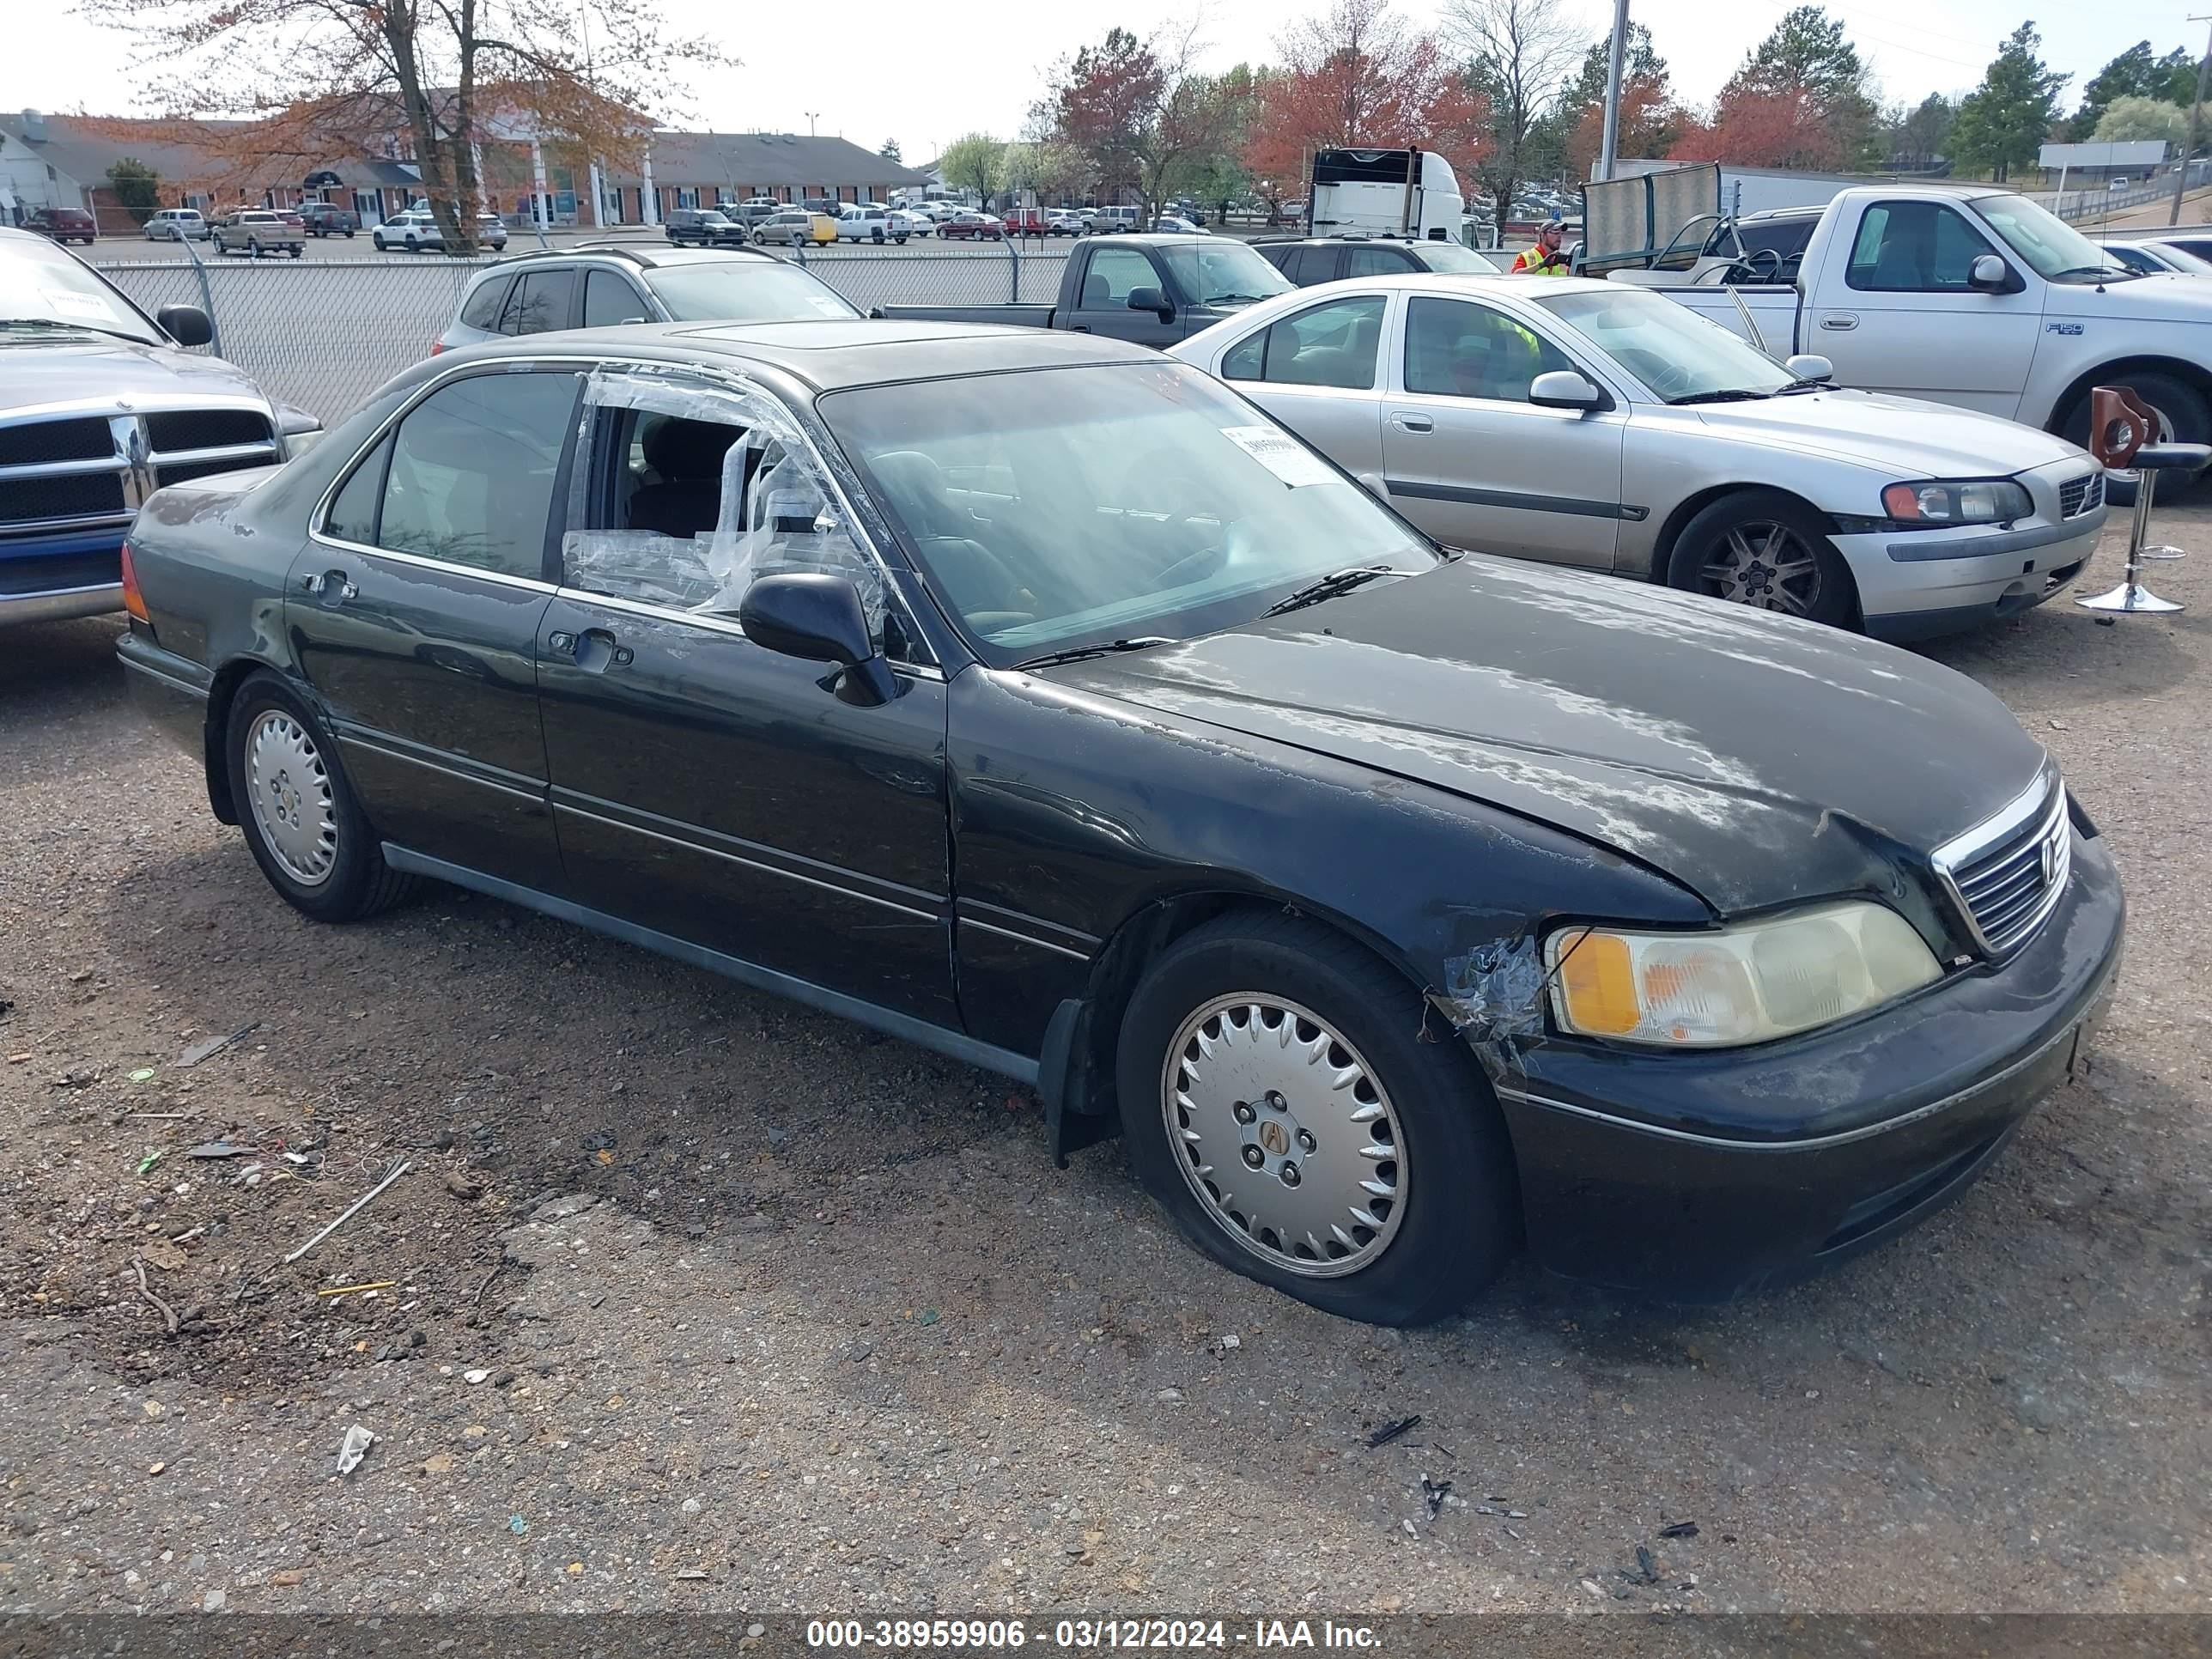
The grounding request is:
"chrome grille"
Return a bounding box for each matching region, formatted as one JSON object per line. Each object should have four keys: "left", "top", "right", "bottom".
{"left": 1933, "top": 777, "right": 2071, "bottom": 959}
{"left": 2058, "top": 472, "right": 2105, "bottom": 519}
{"left": 0, "top": 408, "right": 279, "bottom": 534}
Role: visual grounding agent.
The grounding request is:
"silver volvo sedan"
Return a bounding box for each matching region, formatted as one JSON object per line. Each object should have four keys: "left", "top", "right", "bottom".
{"left": 1169, "top": 275, "right": 2109, "bottom": 640}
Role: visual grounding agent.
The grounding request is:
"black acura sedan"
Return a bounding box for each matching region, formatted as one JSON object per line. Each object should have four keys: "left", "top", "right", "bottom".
{"left": 116, "top": 322, "right": 2124, "bottom": 1325}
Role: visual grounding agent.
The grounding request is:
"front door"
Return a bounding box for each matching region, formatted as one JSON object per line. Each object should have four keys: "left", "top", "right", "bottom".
{"left": 1066, "top": 244, "right": 1175, "bottom": 343}
{"left": 533, "top": 367, "right": 957, "bottom": 1026}
{"left": 287, "top": 365, "right": 582, "bottom": 890}
{"left": 1380, "top": 294, "right": 1626, "bottom": 568}
{"left": 1809, "top": 198, "right": 2041, "bottom": 417}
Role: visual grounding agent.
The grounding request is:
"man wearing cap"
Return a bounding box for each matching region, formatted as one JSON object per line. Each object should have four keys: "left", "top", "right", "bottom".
{"left": 1512, "top": 220, "right": 1569, "bottom": 276}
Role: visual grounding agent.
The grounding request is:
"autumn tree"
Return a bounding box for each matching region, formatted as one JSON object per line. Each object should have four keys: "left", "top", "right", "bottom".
{"left": 1042, "top": 24, "right": 1250, "bottom": 216}
{"left": 77, "top": 0, "right": 725, "bottom": 253}
{"left": 1685, "top": 5, "right": 1880, "bottom": 169}
{"left": 2068, "top": 40, "right": 2197, "bottom": 139}
{"left": 1243, "top": 0, "right": 1491, "bottom": 210}
{"left": 1446, "top": 0, "right": 1588, "bottom": 209}
{"left": 1949, "top": 22, "right": 2068, "bottom": 182}
{"left": 1556, "top": 23, "right": 1679, "bottom": 182}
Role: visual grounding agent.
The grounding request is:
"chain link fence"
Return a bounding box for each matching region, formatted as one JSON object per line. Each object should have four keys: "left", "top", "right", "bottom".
{"left": 91, "top": 240, "right": 1075, "bottom": 428}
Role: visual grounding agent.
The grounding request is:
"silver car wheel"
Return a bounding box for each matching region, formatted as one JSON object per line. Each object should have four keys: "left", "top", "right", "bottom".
{"left": 1160, "top": 994, "right": 1407, "bottom": 1279}
{"left": 1700, "top": 520, "right": 1822, "bottom": 617}
{"left": 245, "top": 709, "right": 338, "bottom": 886}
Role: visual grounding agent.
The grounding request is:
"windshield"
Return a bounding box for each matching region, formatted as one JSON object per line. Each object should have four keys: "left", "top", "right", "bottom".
{"left": 1977, "top": 192, "right": 2138, "bottom": 283}
{"left": 820, "top": 362, "right": 1434, "bottom": 666}
{"left": 646, "top": 262, "right": 860, "bottom": 322}
{"left": 1538, "top": 289, "right": 1792, "bottom": 401}
{"left": 0, "top": 234, "right": 159, "bottom": 343}
{"left": 1413, "top": 241, "right": 1498, "bottom": 274}
{"left": 1154, "top": 239, "right": 1292, "bottom": 307}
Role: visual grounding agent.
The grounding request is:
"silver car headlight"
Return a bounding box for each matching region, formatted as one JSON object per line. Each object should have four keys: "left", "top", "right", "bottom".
{"left": 1882, "top": 478, "right": 2033, "bottom": 526}
{"left": 1543, "top": 902, "right": 1942, "bottom": 1048}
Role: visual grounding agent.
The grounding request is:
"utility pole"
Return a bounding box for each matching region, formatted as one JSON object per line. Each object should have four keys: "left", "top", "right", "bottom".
{"left": 1597, "top": 0, "right": 1631, "bottom": 183}
{"left": 2172, "top": 14, "right": 2212, "bottom": 226}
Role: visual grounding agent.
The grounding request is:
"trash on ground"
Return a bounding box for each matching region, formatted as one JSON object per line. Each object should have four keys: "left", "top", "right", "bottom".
{"left": 1366, "top": 1415, "right": 1421, "bottom": 1449}
{"left": 315, "top": 1280, "right": 396, "bottom": 1298}
{"left": 1636, "top": 1544, "right": 1660, "bottom": 1583}
{"left": 187, "top": 1140, "right": 252, "bottom": 1158}
{"left": 335, "top": 1424, "right": 375, "bottom": 1476}
{"left": 283, "top": 1158, "right": 411, "bottom": 1265}
{"left": 464, "top": 1368, "right": 490, "bottom": 1384}
{"left": 446, "top": 1172, "right": 483, "bottom": 1199}
{"left": 135, "top": 1149, "right": 164, "bottom": 1176}
{"left": 178, "top": 1022, "right": 260, "bottom": 1068}
{"left": 1659, "top": 1520, "right": 1699, "bottom": 1539}
{"left": 508, "top": 1514, "right": 530, "bottom": 1535}
{"left": 128, "top": 1067, "right": 156, "bottom": 1083}
{"left": 674, "top": 1568, "right": 709, "bottom": 1581}
{"left": 1422, "top": 1476, "right": 1453, "bottom": 1518}
{"left": 138, "top": 1240, "right": 187, "bottom": 1272}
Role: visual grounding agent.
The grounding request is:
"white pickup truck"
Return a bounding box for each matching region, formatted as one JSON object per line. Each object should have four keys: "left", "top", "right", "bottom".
{"left": 1612, "top": 183, "right": 2212, "bottom": 495}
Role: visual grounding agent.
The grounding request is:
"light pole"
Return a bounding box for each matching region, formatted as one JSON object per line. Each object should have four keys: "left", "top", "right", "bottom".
{"left": 2172, "top": 15, "right": 2212, "bottom": 226}
{"left": 1597, "top": 0, "right": 1630, "bottom": 183}
{"left": 805, "top": 112, "right": 819, "bottom": 137}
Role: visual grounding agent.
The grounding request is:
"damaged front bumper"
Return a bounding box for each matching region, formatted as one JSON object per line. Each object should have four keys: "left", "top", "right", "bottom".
{"left": 1478, "top": 830, "right": 2124, "bottom": 1300}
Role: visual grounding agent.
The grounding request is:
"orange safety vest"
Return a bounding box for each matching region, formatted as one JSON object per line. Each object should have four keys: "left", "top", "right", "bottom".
{"left": 1511, "top": 245, "right": 1568, "bottom": 276}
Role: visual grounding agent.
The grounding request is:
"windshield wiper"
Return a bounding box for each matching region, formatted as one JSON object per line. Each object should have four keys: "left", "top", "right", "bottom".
{"left": 1201, "top": 292, "right": 1269, "bottom": 305}
{"left": 1666, "top": 387, "right": 1773, "bottom": 405}
{"left": 0, "top": 316, "right": 148, "bottom": 343}
{"left": 1775, "top": 377, "right": 1828, "bottom": 395}
{"left": 1262, "top": 564, "right": 1402, "bottom": 617}
{"left": 1012, "top": 635, "right": 1174, "bottom": 671}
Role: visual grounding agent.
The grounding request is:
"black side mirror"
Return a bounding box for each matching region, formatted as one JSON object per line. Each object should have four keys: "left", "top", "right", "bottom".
{"left": 738, "top": 571, "right": 897, "bottom": 706}
{"left": 1127, "top": 284, "right": 1175, "bottom": 323}
{"left": 158, "top": 304, "right": 213, "bottom": 348}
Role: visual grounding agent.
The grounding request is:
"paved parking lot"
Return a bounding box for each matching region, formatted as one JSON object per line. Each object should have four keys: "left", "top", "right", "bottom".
{"left": 1, "top": 513, "right": 2207, "bottom": 1617}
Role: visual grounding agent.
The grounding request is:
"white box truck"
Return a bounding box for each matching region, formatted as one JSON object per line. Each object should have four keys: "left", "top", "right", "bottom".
{"left": 1307, "top": 148, "right": 1465, "bottom": 242}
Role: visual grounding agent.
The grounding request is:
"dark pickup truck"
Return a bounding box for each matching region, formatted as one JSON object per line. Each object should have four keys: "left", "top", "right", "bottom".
{"left": 878, "top": 233, "right": 1291, "bottom": 347}
{"left": 298, "top": 201, "right": 360, "bottom": 236}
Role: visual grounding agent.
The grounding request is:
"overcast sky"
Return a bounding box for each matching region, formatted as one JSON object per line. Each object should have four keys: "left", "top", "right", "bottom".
{"left": 0, "top": 0, "right": 2175, "bottom": 164}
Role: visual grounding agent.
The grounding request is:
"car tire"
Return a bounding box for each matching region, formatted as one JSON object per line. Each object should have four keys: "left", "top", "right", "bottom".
{"left": 1114, "top": 912, "right": 1520, "bottom": 1326}
{"left": 247, "top": 238, "right": 262, "bottom": 258}
{"left": 225, "top": 675, "right": 417, "bottom": 925}
{"left": 373, "top": 234, "right": 386, "bottom": 251}
{"left": 2062, "top": 370, "right": 2209, "bottom": 505}
{"left": 343, "top": 228, "right": 355, "bottom": 238}
{"left": 290, "top": 245, "right": 302, "bottom": 258}
{"left": 1665, "top": 488, "right": 1857, "bottom": 629}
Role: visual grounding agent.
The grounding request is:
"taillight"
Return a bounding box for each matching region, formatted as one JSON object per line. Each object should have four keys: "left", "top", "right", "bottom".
{"left": 429, "top": 340, "right": 446, "bottom": 356}
{"left": 119, "top": 540, "right": 151, "bottom": 623}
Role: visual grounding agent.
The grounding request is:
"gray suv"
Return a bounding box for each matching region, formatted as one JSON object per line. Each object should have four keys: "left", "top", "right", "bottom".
{"left": 434, "top": 245, "right": 861, "bottom": 350}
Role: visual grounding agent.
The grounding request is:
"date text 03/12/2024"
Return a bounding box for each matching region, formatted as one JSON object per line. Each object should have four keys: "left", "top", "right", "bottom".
{"left": 804, "top": 1620, "right": 1383, "bottom": 1650}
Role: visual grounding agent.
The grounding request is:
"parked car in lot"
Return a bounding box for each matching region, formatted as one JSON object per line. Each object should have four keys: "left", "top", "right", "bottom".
{"left": 0, "top": 225, "right": 317, "bottom": 628}
{"left": 883, "top": 233, "right": 1291, "bottom": 346}
{"left": 373, "top": 209, "right": 508, "bottom": 252}
{"left": 1171, "top": 276, "right": 2107, "bottom": 638}
{"left": 888, "top": 209, "right": 933, "bottom": 239}
{"left": 664, "top": 207, "right": 750, "bottom": 247}
{"left": 1634, "top": 185, "right": 2212, "bottom": 500}
{"left": 27, "top": 206, "right": 98, "bottom": 244}
{"left": 836, "top": 204, "right": 910, "bottom": 244}
{"left": 2094, "top": 237, "right": 2212, "bottom": 276}
{"left": 433, "top": 244, "right": 857, "bottom": 351}
{"left": 1255, "top": 234, "right": 1508, "bottom": 283}
{"left": 753, "top": 210, "right": 838, "bottom": 246}
{"left": 1047, "top": 211, "right": 1086, "bottom": 236}
{"left": 1152, "top": 214, "right": 1206, "bottom": 234}
{"left": 939, "top": 211, "right": 1006, "bottom": 240}
{"left": 212, "top": 210, "right": 305, "bottom": 258}
{"left": 732, "top": 197, "right": 781, "bottom": 226}
{"left": 113, "top": 319, "right": 2124, "bottom": 1321}
{"left": 1000, "top": 209, "right": 1051, "bottom": 236}
{"left": 143, "top": 208, "right": 210, "bottom": 241}
{"left": 296, "top": 201, "right": 360, "bottom": 237}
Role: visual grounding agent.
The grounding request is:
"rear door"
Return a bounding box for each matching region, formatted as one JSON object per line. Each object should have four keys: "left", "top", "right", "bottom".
{"left": 1806, "top": 198, "right": 2040, "bottom": 416}
{"left": 1211, "top": 290, "right": 1392, "bottom": 489}
{"left": 1379, "top": 293, "right": 1626, "bottom": 567}
{"left": 289, "top": 363, "right": 582, "bottom": 889}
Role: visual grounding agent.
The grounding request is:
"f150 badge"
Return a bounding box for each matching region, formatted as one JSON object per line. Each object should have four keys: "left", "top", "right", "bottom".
{"left": 2046, "top": 322, "right": 2084, "bottom": 335}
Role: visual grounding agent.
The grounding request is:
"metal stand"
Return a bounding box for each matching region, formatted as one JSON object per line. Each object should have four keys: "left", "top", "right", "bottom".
{"left": 2078, "top": 475, "right": 2185, "bottom": 613}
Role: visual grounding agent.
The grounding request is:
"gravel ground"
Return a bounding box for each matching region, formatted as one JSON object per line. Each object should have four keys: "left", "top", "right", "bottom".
{"left": 1, "top": 514, "right": 2208, "bottom": 1620}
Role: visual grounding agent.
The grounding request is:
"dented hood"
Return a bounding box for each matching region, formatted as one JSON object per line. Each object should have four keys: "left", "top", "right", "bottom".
{"left": 1042, "top": 556, "right": 2049, "bottom": 915}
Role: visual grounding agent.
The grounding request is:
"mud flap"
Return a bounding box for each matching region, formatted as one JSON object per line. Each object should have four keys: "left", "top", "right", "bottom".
{"left": 1038, "top": 997, "right": 1120, "bottom": 1170}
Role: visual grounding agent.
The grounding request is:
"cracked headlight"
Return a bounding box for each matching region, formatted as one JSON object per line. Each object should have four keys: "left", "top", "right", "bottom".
{"left": 1544, "top": 902, "right": 1942, "bottom": 1048}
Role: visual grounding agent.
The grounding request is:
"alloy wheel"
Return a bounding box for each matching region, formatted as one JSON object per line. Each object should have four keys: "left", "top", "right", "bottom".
{"left": 1160, "top": 994, "right": 1407, "bottom": 1278}
{"left": 1699, "top": 520, "right": 1823, "bottom": 616}
{"left": 245, "top": 709, "right": 339, "bottom": 886}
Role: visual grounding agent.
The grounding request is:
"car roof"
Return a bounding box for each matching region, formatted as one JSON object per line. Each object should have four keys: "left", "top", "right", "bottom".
{"left": 447, "top": 319, "right": 1154, "bottom": 393}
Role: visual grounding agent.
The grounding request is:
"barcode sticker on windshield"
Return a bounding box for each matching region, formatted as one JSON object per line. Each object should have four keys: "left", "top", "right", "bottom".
{"left": 1220, "top": 424, "right": 1338, "bottom": 489}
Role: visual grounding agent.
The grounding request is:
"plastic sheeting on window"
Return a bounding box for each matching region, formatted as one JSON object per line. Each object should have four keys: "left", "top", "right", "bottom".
{"left": 561, "top": 366, "right": 886, "bottom": 627}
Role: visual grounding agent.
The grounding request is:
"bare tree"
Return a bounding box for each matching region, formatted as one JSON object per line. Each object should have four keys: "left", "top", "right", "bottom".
{"left": 1444, "top": 0, "right": 1589, "bottom": 210}
{"left": 76, "top": 0, "right": 726, "bottom": 252}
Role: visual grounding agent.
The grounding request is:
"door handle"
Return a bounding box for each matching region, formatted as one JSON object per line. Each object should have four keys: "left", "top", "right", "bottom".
{"left": 571, "top": 627, "right": 632, "bottom": 672}
{"left": 1393, "top": 412, "right": 1435, "bottom": 433}
{"left": 301, "top": 568, "right": 357, "bottom": 603}
{"left": 1066, "top": 324, "right": 1091, "bottom": 332}
{"left": 1819, "top": 313, "right": 1859, "bottom": 331}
